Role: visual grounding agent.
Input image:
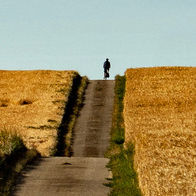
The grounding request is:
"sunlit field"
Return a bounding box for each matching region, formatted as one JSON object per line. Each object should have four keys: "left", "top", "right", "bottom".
{"left": 0, "top": 70, "right": 78, "bottom": 156}
{"left": 124, "top": 67, "right": 196, "bottom": 195}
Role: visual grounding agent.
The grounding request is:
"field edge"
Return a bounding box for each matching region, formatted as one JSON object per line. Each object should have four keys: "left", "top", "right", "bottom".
{"left": 55, "top": 74, "right": 89, "bottom": 156}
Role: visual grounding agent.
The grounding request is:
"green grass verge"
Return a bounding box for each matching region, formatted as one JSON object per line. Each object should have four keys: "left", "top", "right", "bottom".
{"left": 105, "top": 75, "right": 142, "bottom": 196}
{"left": 0, "top": 131, "right": 39, "bottom": 195}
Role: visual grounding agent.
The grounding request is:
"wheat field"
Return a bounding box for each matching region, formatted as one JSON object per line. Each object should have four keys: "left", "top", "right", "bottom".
{"left": 124, "top": 67, "right": 196, "bottom": 196}
{"left": 0, "top": 70, "right": 78, "bottom": 156}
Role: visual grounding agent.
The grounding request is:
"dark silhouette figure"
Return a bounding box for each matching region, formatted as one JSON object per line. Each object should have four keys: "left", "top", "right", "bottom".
{"left": 103, "top": 58, "right": 111, "bottom": 79}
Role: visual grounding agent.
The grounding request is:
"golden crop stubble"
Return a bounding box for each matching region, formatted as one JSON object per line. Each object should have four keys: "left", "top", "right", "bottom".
{"left": 0, "top": 70, "right": 78, "bottom": 156}
{"left": 124, "top": 67, "right": 196, "bottom": 196}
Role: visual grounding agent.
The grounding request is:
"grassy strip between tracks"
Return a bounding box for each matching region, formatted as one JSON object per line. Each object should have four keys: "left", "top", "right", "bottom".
{"left": 105, "top": 75, "right": 142, "bottom": 196}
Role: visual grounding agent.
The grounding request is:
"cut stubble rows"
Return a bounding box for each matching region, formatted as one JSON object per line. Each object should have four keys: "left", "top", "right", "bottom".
{"left": 124, "top": 67, "right": 196, "bottom": 196}
{"left": 0, "top": 70, "right": 78, "bottom": 156}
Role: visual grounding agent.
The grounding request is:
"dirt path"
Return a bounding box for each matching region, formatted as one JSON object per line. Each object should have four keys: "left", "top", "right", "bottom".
{"left": 12, "top": 80, "right": 115, "bottom": 196}
{"left": 73, "top": 80, "right": 115, "bottom": 157}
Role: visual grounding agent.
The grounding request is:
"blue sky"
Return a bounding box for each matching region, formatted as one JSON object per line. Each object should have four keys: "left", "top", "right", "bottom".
{"left": 0, "top": 0, "right": 196, "bottom": 79}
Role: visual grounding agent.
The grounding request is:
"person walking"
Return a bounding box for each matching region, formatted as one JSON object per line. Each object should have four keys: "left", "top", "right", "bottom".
{"left": 103, "top": 58, "right": 111, "bottom": 79}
